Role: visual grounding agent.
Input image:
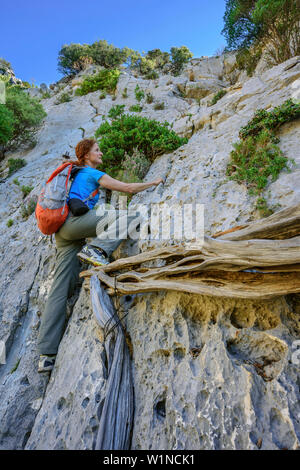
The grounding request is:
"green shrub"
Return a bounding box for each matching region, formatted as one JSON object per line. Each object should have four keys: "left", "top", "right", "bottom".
{"left": 145, "top": 49, "right": 170, "bottom": 71}
{"left": 21, "top": 81, "right": 32, "bottom": 89}
{"left": 55, "top": 91, "right": 72, "bottom": 105}
{"left": 0, "top": 85, "right": 46, "bottom": 159}
{"left": 236, "top": 47, "right": 263, "bottom": 77}
{"left": 145, "top": 70, "right": 159, "bottom": 80}
{"left": 21, "top": 196, "right": 37, "bottom": 219}
{"left": 89, "top": 40, "right": 130, "bottom": 69}
{"left": 154, "top": 102, "right": 165, "bottom": 110}
{"left": 222, "top": 0, "right": 300, "bottom": 66}
{"left": 254, "top": 196, "right": 275, "bottom": 218}
{"left": 134, "top": 84, "right": 145, "bottom": 102}
{"left": 209, "top": 89, "right": 227, "bottom": 106}
{"left": 129, "top": 104, "right": 143, "bottom": 113}
{"left": 6, "top": 219, "right": 13, "bottom": 227}
{"left": 75, "top": 69, "right": 120, "bottom": 96}
{"left": 239, "top": 99, "right": 300, "bottom": 139}
{"left": 99, "top": 92, "right": 106, "bottom": 99}
{"left": 122, "top": 88, "right": 128, "bottom": 98}
{"left": 13, "top": 178, "right": 20, "bottom": 185}
{"left": 58, "top": 40, "right": 132, "bottom": 76}
{"left": 0, "top": 105, "right": 14, "bottom": 155}
{"left": 128, "top": 48, "right": 170, "bottom": 77}
{"left": 146, "top": 92, "right": 154, "bottom": 104}
{"left": 170, "top": 46, "right": 193, "bottom": 76}
{"left": 8, "top": 158, "right": 27, "bottom": 175}
{"left": 108, "top": 104, "right": 125, "bottom": 120}
{"left": 0, "top": 57, "right": 11, "bottom": 72}
{"left": 95, "top": 113, "right": 188, "bottom": 177}
{"left": 226, "top": 130, "right": 290, "bottom": 191}
{"left": 58, "top": 43, "right": 91, "bottom": 75}
{"left": 41, "top": 91, "right": 51, "bottom": 99}
{"left": 138, "top": 57, "right": 156, "bottom": 76}
{"left": 21, "top": 185, "right": 33, "bottom": 198}
{"left": 226, "top": 100, "right": 299, "bottom": 198}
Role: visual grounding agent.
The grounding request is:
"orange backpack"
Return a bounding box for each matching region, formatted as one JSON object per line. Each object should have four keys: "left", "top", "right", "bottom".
{"left": 35, "top": 162, "right": 74, "bottom": 235}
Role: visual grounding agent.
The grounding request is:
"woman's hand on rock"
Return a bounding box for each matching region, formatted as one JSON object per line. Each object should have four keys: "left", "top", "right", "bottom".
{"left": 152, "top": 177, "right": 164, "bottom": 186}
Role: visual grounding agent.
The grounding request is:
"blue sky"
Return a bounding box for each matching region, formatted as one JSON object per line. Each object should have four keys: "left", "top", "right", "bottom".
{"left": 1, "top": 0, "right": 227, "bottom": 86}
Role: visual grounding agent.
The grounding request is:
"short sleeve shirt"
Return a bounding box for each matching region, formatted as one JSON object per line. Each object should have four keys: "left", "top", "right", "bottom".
{"left": 67, "top": 166, "right": 106, "bottom": 209}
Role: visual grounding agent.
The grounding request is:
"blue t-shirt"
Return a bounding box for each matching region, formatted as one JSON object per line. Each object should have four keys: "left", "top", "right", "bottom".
{"left": 68, "top": 166, "right": 106, "bottom": 209}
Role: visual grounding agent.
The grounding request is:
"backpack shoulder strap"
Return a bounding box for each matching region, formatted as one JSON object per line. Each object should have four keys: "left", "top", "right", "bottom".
{"left": 82, "top": 187, "right": 99, "bottom": 203}
{"left": 46, "top": 162, "right": 73, "bottom": 184}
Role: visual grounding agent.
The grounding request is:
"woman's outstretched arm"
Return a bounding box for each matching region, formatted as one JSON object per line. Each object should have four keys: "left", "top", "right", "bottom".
{"left": 98, "top": 174, "right": 164, "bottom": 194}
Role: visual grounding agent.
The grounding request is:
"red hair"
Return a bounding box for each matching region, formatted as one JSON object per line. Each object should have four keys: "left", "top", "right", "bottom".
{"left": 63, "top": 138, "right": 97, "bottom": 166}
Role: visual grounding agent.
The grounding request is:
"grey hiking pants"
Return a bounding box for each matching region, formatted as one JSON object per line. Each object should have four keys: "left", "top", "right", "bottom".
{"left": 37, "top": 207, "right": 141, "bottom": 355}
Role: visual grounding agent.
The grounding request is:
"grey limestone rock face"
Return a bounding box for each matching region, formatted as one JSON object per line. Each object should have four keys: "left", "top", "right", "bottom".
{"left": 0, "top": 53, "right": 299, "bottom": 449}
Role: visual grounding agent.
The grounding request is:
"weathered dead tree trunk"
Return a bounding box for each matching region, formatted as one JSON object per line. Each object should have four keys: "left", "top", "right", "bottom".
{"left": 81, "top": 203, "right": 300, "bottom": 300}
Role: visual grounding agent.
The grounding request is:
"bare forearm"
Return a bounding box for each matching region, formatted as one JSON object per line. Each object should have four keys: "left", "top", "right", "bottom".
{"left": 129, "top": 181, "right": 155, "bottom": 193}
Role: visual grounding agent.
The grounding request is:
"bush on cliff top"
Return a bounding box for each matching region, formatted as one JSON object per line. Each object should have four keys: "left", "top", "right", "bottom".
{"left": 222, "top": 0, "right": 300, "bottom": 73}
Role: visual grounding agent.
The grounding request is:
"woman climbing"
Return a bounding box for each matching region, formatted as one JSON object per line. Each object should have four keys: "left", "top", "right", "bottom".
{"left": 37, "top": 137, "right": 164, "bottom": 373}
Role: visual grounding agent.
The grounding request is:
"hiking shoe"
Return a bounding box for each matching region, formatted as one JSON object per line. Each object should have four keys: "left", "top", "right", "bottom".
{"left": 77, "top": 245, "right": 110, "bottom": 267}
{"left": 38, "top": 354, "right": 56, "bottom": 373}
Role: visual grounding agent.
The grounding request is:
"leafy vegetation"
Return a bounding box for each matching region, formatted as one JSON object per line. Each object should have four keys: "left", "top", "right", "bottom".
{"left": 6, "top": 219, "right": 13, "bottom": 227}
{"left": 170, "top": 46, "right": 193, "bottom": 75}
{"left": 94, "top": 110, "right": 188, "bottom": 177}
{"left": 153, "top": 102, "right": 165, "bottom": 110}
{"left": 75, "top": 69, "right": 120, "bottom": 96}
{"left": 235, "top": 46, "right": 263, "bottom": 77}
{"left": 8, "top": 158, "right": 27, "bottom": 176}
{"left": 209, "top": 89, "right": 227, "bottom": 106}
{"left": 134, "top": 84, "right": 145, "bottom": 102}
{"left": 254, "top": 196, "right": 280, "bottom": 218}
{"left": 107, "top": 105, "right": 125, "bottom": 120}
{"left": 222, "top": 0, "right": 300, "bottom": 73}
{"left": 146, "top": 92, "right": 154, "bottom": 104}
{"left": 145, "top": 70, "right": 159, "bottom": 80}
{"left": 41, "top": 91, "right": 51, "bottom": 99}
{"left": 21, "top": 185, "right": 33, "bottom": 198}
{"left": 0, "top": 105, "right": 14, "bottom": 150}
{"left": 21, "top": 197, "right": 37, "bottom": 219}
{"left": 0, "top": 84, "right": 46, "bottom": 160}
{"left": 226, "top": 99, "right": 299, "bottom": 214}
{"left": 55, "top": 91, "right": 72, "bottom": 104}
{"left": 58, "top": 40, "right": 193, "bottom": 79}
{"left": 58, "top": 40, "right": 131, "bottom": 75}
{"left": 129, "top": 104, "right": 143, "bottom": 113}
{"left": 0, "top": 57, "right": 12, "bottom": 72}
{"left": 238, "top": 99, "right": 300, "bottom": 139}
